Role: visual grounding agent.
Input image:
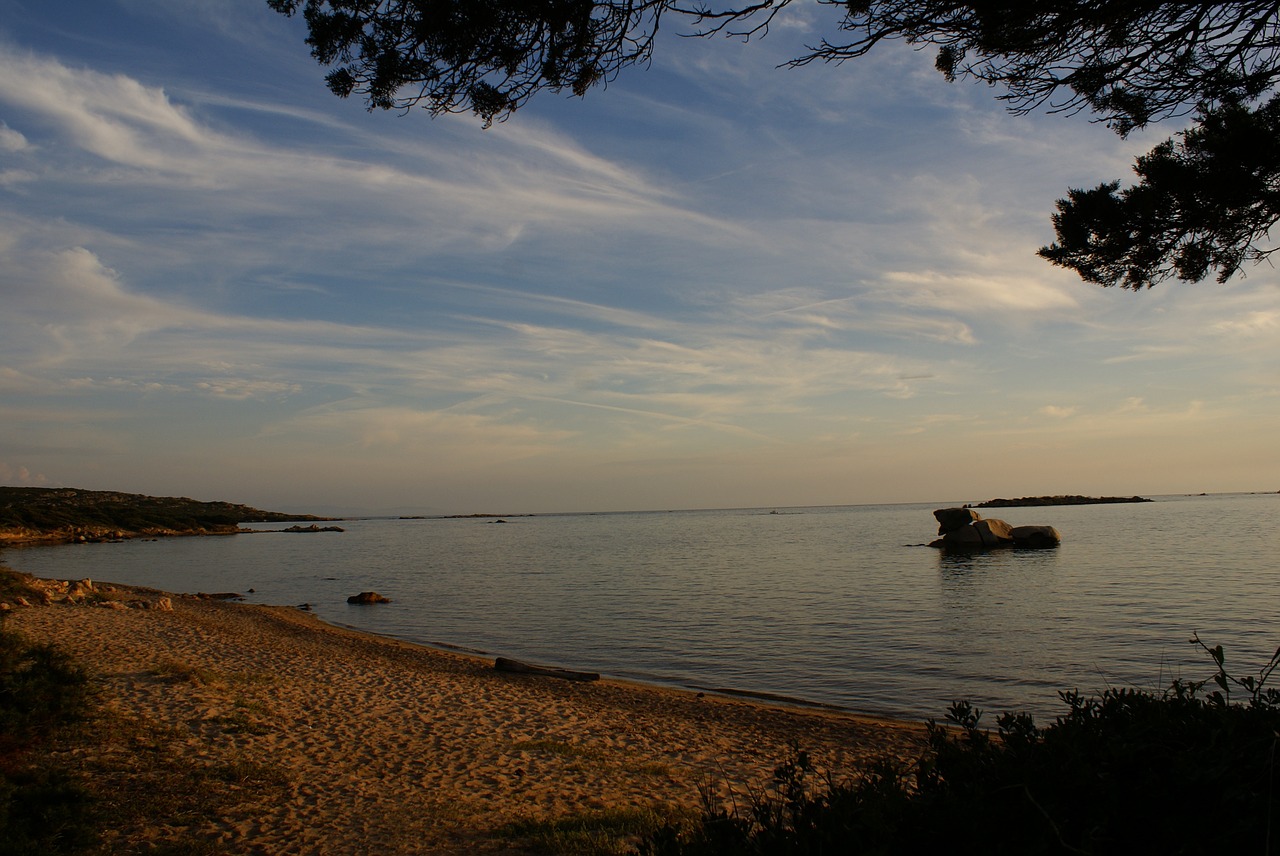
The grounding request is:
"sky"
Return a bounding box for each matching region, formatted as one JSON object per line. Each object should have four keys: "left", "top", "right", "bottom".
{"left": 1, "top": 1, "right": 1277, "bottom": 515}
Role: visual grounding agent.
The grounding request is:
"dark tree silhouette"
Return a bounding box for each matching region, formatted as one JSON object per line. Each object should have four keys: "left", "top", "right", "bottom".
{"left": 1041, "top": 93, "right": 1280, "bottom": 288}
{"left": 268, "top": 1, "right": 1280, "bottom": 289}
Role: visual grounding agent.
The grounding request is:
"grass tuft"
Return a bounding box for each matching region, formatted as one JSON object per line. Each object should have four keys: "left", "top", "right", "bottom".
{"left": 503, "top": 805, "right": 694, "bottom": 855}
{"left": 151, "top": 657, "right": 271, "bottom": 688}
{"left": 513, "top": 738, "right": 606, "bottom": 761}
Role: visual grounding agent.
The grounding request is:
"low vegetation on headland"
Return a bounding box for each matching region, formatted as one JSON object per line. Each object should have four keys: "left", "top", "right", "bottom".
{"left": 0, "top": 486, "right": 330, "bottom": 546}
{"left": 971, "top": 494, "right": 1153, "bottom": 508}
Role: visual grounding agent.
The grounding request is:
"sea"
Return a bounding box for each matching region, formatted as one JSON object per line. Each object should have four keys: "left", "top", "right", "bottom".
{"left": 4, "top": 493, "right": 1277, "bottom": 723}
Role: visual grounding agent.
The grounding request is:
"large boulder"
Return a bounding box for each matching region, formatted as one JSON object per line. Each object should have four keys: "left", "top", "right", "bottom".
{"left": 933, "top": 507, "right": 982, "bottom": 535}
{"left": 1010, "top": 525, "right": 1062, "bottom": 549}
{"left": 928, "top": 515, "right": 1062, "bottom": 551}
{"left": 931, "top": 518, "right": 1016, "bottom": 549}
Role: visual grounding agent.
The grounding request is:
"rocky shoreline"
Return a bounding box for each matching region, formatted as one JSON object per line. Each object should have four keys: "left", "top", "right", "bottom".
{"left": 0, "top": 574, "right": 176, "bottom": 612}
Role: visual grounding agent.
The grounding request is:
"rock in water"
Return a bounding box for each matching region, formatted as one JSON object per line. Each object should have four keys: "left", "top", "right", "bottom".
{"left": 1010, "top": 525, "right": 1062, "bottom": 548}
{"left": 933, "top": 507, "right": 982, "bottom": 535}
{"left": 347, "top": 591, "right": 391, "bottom": 604}
{"left": 932, "top": 518, "right": 1015, "bottom": 549}
{"left": 928, "top": 510, "right": 1061, "bottom": 550}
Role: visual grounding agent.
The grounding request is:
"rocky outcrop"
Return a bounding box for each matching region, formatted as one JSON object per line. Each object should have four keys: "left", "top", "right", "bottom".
{"left": 937, "top": 518, "right": 1016, "bottom": 549}
{"left": 973, "top": 495, "right": 1150, "bottom": 508}
{"left": 930, "top": 508, "right": 1061, "bottom": 550}
{"left": 1, "top": 574, "right": 177, "bottom": 611}
{"left": 933, "top": 507, "right": 981, "bottom": 534}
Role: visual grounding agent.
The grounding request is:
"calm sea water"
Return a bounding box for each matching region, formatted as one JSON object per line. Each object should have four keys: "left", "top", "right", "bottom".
{"left": 5, "top": 494, "right": 1277, "bottom": 721}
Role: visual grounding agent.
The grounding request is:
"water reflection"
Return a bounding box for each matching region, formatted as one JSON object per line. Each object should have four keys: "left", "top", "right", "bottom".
{"left": 937, "top": 545, "right": 1062, "bottom": 578}
{"left": 932, "top": 545, "right": 1072, "bottom": 716}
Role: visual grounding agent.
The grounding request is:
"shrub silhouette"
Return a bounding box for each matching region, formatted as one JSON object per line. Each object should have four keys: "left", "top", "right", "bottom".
{"left": 643, "top": 634, "right": 1280, "bottom": 855}
{"left": 0, "top": 626, "right": 94, "bottom": 855}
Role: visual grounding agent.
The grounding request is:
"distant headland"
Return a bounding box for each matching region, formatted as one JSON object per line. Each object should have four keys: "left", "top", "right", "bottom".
{"left": 0, "top": 486, "right": 332, "bottom": 546}
{"left": 968, "top": 495, "right": 1153, "bottom": 508}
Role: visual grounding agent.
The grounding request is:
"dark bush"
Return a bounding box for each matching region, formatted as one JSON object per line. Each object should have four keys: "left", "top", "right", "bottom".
{"left": 0, "top": 630, "right": 90, "bottom": 735}
{"left": 0, "top": 626, "right": 95, "bottom": 854}
{"left": 642, "top": 635, "right": 1280, "bottom": 855}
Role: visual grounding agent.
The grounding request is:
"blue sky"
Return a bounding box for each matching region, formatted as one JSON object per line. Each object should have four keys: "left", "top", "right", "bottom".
{"left": 2, "top": 1, "right": 1277, "bottom": 514}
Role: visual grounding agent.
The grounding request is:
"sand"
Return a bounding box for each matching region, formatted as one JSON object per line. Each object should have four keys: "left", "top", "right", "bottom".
{"left": 6, "top": 580, "right": 927, "bottom": 854}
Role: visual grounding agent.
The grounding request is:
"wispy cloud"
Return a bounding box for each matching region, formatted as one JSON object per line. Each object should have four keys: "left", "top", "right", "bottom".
{"left": 1212, "top": 309, "right": 1280, "bottom": 337}
{"left": 0, "top": 121, "right": 27, "bottom": 151}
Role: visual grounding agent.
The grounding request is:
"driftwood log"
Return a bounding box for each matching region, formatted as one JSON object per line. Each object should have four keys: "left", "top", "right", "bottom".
{"left": 493, "top": 657, "right": 599, "bottom": 682}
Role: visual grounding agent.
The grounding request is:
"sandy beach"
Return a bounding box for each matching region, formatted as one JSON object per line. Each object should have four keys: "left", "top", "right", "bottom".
{"left": 6, "top": 578, "right": 927, "bottom": 854}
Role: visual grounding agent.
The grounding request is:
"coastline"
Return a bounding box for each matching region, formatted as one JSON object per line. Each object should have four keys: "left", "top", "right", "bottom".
{"left": 5, "top": 576, "right": 927, "bottom": 854}
{"left": 0, "top": 528, "right": 244, "bottom": 548}
{"left": 0, "top": 485, "right": 336, "bottom": 547}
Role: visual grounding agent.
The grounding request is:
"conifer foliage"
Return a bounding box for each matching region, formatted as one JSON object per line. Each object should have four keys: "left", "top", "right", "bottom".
{"left": 269, "top": 2, "right": 1280, "bottom": 289}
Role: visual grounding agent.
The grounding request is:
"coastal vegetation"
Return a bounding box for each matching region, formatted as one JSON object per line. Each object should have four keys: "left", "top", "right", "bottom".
{"left": 502, "top": 806, "right": 693, "bottom": 855}
{"left": 0, "top": 616, "right": 93, "bottom": 854}
{"left": 0, "top": 486, "right": 328, "bottom": 546}
{"left": 642, "top": 635, "right": 1280, "bottom": 854}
